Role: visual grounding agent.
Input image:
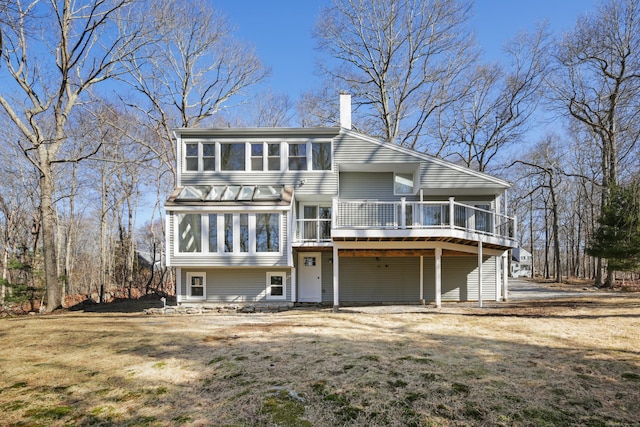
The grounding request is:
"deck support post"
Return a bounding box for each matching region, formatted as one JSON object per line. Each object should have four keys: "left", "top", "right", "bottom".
{"left": 502, "top": 252, "right": 509, "bottom": 301}
{"left": 332, "top": 245, "right": 339, "bottom": 312}
{"left": 291, "top": 267, "right": 297, "bottom": 303}
{"left": 435, "top": 247, "right": 442, "bottom": 308}
{"left": 478, "top": 240, "right": 483, "bottom": 308}
{"left": 419, "top": 256, "right": 425, "bottom": 304}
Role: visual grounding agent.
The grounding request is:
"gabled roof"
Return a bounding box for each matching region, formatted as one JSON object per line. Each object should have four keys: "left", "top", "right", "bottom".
{"left": 339, "top": 129, "right": 511, "bottom": 189}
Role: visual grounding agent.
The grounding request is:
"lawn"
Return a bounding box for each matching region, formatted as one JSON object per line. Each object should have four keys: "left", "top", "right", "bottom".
{"left": 0, "top": 296, "right": 639, "bottom": 426}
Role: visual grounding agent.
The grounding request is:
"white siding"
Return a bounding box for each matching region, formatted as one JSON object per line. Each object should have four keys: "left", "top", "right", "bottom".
{"left": 179, "top": 267, "right": 291, "bottom": 303}
{"left": 339, "top": 257, "right": 421, "bottom": 302}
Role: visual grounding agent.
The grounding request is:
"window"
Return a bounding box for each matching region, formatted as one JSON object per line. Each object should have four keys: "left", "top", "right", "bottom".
{"left": 224, "top": 213, "right": 234, "bottom": 252}
{"left": 208, "top": 214, "right": 217, "bottom": 252}
{"left": 288, "top": 143, "right": 307, "bottom": 170}
{"left": 239, "top": 214, "right": 249, "bottom": 253}
{"left": 203, "top": 143, "right": 216, "bottom": 171}
{"left": 312, "top": 142, "right": 331, "bottom": 170}
{"left": 176, "top": 211, "right": 282, "bottom": 255}
{"left": 182, "top": 140, "right": 332, "bottom": 172}
{"left": 266, "top": 272, "right": 286, "bottom": 300}
{"left": 267, "top": 143, "right": 280, "bottom": 170}
{"left": 256, "top": 213, "right": 280, "bottom": 252}
{"left": 178, "top": 213, "right": 201, "bottom": 252}
{"left": 394, "top": 173, "right": 414, "bottom": 195}
{"left": 251, "top": 143, "right": 263, "bottom": 171}
{"left": 220, "top": 143, "right": 245, "bottom": 171}
{"left": 185, "top": 143, "right": 199, "bottom": 171}
{"left": 301, "top": 205, "right": 331, "bottom": 241}
{"left": 186, "top": 272, "right": 206, "bottom": 299}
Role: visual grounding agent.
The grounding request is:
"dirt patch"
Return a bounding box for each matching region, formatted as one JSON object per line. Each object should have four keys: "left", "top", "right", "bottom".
{"left": 1, "top": 295, "right": 639, "bottom": 426}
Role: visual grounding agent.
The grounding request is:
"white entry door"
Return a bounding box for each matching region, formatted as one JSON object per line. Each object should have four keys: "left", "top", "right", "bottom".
{"left": 298, "top": 252, "right": 322, "bottom": 302}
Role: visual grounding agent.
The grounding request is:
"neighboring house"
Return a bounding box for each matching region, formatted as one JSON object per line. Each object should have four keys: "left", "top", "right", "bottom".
{"left": 511, "top": 247, "right": 532, "bottom": 278}
{"left": 165, "top": 95, "right": 517, "bottom": 309}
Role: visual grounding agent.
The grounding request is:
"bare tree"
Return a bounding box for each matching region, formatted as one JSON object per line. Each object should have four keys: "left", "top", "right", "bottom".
{"left": 0, "top": 0, "right": 147, "bottom": 311}
{"left": 511, "top": 136, "right": 564, "bottom": 283}
{"left": 552, "top": 0, "right": 640, "bottom": 197}
{"left": 551, "top": 0, "right": 640, "bottom": 284}
{"left": 222, "top": 90, "right": 294, "bottom": 127}
{"left": 122, "top": 0, "right": 270, "bottom": 184}
{"left": 436, "top": 25, "right": 550, "bottom": 172}
{"left": 315, "top": 0, "right": 476, "bottom": 148}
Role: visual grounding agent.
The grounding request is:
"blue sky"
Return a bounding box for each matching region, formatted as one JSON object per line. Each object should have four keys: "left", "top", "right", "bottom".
{"left": 214, "top": 0, "right": 598, "bottom": 99}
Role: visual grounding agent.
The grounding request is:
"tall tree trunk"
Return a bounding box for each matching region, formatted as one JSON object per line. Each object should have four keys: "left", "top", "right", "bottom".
{"left": 550, "top": 178, "right": 561, "bottom": 284}
{"left": 40, "top": 161, "right": 60, "bottom": 312}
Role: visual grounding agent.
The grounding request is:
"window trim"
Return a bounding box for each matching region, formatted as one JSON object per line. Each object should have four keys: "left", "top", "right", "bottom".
{"left": 175, "top": 211, "right": 282, "bottom": 256}
{"left": 266, "top": 272, "right": 286, "bottom": 300}
{"left": 186, "top": 272, "right": 206, "bottom": 300}
{"left": 182, "top": 139, "right": 332, "bottom": 173}
{"left": 393, "top": 172, "right": 416, "bottom": 196}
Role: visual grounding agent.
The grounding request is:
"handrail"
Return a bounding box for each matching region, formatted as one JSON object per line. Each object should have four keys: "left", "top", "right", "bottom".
{"left": 333, "top": 199, "right": 515, "bottom": 240}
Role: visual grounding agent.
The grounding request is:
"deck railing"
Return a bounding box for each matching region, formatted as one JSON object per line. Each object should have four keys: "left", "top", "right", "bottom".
{"left": 294, "top": 198, "right": 516, "bottom": 243}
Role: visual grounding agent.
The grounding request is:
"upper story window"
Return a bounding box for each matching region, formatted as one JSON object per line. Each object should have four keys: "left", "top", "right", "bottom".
{"left": 312, "top": 142, "right": 331, "bottom": 170}
{"left": 182, "top": 140, "right": 330, "bottom": 173}
{"left": 220, "top": 143, "right": 245, "bottom": 171}
{"left": 267, "top": 143, "right": 280, "bottom": 170}
{"left": 185, "top": 143, "right": 199, "bottom": 171}
{"left": 251, "top": 143, "right": 263, "bottom": 171}
{"left": 394, "top": 173, "right": 415, "bottom": 195}
{"left": 203, "top": 143, "right": 216, "bottom": 171}
{"left": 288, "top": 143, "right": 307, "bottom": 170}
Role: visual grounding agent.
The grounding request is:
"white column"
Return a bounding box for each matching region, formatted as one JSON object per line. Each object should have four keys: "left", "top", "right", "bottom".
{"left": 176, "top": 267, "right": 182, "bottom": 304}
{"left": 502, "top": 253, "right": 509, "bottom": 301}
{"left": 435, "top": 247, "right": 442, "bottom": 308}
{"left": 419, "top": 256, "right": 424, "bottom": 304}
{"left": 495, "top": 257, "right": 501, "bottom": 301}
{"left": 333, "top": 245, "right": 339, "bottom": 311}
{"left": 291, "top": 267, "right": 297, "bottom": 303}
{"left": 478, "top": 240, "right": 483, "bottom": 308}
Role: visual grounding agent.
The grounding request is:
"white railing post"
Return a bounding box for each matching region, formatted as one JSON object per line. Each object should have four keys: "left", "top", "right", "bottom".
{"left": 400, "top": 197, "right": 406, "bottom": 229}
{"left": 448, "top": 197, "right": 455, "bottom": 229}
{"left": 332, "top": 197, "right": 337, "bottom": 229}
{"left": 513, "top": 214, "right": 518, "bottom": 240}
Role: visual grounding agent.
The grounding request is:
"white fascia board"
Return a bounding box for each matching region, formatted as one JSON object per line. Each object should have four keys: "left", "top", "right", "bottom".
{"left": 332, "top": 240, "right": 506, "bottom": 257}
{"left": 173, "top": 127, "right": 341, "bottom": 139}
{"left": 338, "top": 129, "right": 512, "bottom": 189}
{"left": 168, "top": 205, "right": 292, "bottom": 212}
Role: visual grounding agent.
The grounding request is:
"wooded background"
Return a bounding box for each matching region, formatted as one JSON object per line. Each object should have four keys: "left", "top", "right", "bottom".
{"left": 1, "top": 0, "right": 639, "bottom": 311}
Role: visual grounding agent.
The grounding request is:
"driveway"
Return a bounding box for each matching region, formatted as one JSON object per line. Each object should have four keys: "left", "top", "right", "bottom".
{"left": 507, "top": 277, "right": 609, "bottom": 300}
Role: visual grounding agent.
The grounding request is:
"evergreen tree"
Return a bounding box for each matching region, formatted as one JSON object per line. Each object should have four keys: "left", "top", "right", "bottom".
{"left": 587, "top": 182, "right": 640, "bottom": 287}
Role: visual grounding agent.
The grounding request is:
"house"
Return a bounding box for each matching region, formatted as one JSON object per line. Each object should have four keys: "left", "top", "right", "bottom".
{"left": 165, "top": 95, "right": 517, "bottom": 309}
{"left": 511, "top": 247, "right": 532, "bottom": 278}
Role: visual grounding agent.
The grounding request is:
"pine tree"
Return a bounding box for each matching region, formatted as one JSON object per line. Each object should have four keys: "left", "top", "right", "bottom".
{"left": 587, "top": 182, "right": 640, "bottom": 287}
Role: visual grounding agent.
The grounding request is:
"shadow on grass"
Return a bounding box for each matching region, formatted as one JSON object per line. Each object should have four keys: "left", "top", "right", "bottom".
{"left": 67, "top": 294, "right": 176, "bottom": 313}
{"left": 2, "top": 305, "right": 639, "bottom": 426}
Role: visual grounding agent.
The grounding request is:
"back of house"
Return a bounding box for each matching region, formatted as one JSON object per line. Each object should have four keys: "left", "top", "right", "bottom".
{"left": 165, "top": 95, "right": 518, "bottom": 308}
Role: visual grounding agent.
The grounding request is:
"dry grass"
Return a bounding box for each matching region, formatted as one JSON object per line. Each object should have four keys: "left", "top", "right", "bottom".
{"left": 1, "top": 296, "right": 639, "bottom": 426}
